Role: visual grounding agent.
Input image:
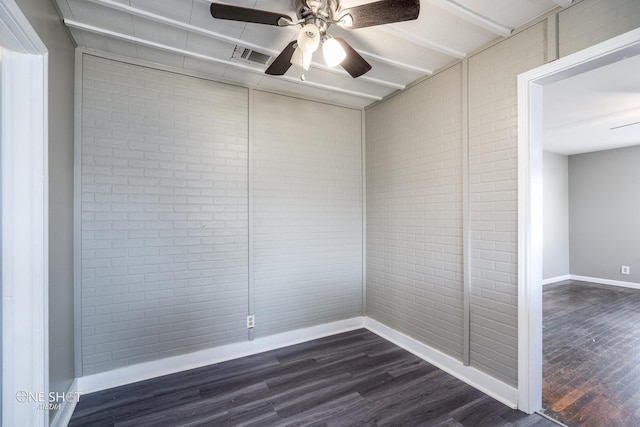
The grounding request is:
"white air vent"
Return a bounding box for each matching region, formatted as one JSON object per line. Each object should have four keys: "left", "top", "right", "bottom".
{"left": 231, "top": 46, "right": 272, "bottom": 65}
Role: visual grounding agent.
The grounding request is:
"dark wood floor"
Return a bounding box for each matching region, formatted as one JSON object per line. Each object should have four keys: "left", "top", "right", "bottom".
{"left": 542, "top": 280, "right": 640, "bottom": 427}
{"left": 70, "top": 329, "right": 557, "bottom": 426}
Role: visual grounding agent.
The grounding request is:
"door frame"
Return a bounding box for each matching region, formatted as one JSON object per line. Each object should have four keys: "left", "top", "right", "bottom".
{"left": 0, "top": 0, "right": 49, "bottom": 425}
{"left": 517, "top": 27, "right": 640, "bottom": 413}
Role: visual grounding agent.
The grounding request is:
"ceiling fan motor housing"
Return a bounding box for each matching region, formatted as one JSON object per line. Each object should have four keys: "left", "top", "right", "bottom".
{"left": 295, "top": 0, "right": 341, "bottom": 33}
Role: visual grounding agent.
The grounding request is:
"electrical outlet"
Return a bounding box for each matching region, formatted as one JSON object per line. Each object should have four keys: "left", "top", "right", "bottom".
{"left": 621, "top": 265, "right": 630, "bottom": 275}
{"left": 247, "top": 315, "right": 255, "bottom": 329}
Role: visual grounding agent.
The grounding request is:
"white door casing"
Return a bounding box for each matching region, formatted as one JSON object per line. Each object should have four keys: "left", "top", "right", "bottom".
{"left": 0, "top": 0, "right": 49, "bottom": 425}
{"left": 517, "top": 27, "right": 640, "bottom": 414}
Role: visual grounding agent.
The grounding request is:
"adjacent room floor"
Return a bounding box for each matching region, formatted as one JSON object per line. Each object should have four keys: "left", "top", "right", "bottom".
{"left": 70, "top": 329, "right": 557, "bottom": 426}
{"left": 542, "top": 280, "right": 640, "bottom": 427}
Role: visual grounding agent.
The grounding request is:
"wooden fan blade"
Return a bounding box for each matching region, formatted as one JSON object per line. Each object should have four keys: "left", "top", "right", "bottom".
{"left": 210, "top": 3, "right": 292, "bottom": 26}
{"left": 265, "top": 41, "right": 297, "bottom": 75}
{"left": 334, "top": 37, "right": 372, "bottom": 78}
{"left": 340, "top": 0, "right": 420, "bottom": 29}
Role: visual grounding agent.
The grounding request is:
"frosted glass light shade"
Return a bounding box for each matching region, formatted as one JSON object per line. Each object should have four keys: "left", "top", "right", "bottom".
{"left": 297, "top": 23, "right": 320, "bottom": 53}
{"left": 322, "top": 37, "right": 346, "bottom": 67}
{"left": 291, "top": 46, "right": 312, "bottom": 70}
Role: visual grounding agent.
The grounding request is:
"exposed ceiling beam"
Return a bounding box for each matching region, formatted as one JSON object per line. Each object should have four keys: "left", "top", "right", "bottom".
{"left": 552, "top": 0, "right": 574, "bottom": 7}
{"left": 88, "top": 0, "right": 274, "bottom": 52}
{"left": 86, "top": 0, "right": 406, "bottom": 90}
{"left": 431, "top": 0, "right": 513, "bottom": 38}
{"left": 64, "top": 20, "right": 383, "bottom": 101}
{"left": 353, "top": 49, "right": 433, "bottom": 75}
{"left": 379, "top": 26, "right": 465, "bottom": 59}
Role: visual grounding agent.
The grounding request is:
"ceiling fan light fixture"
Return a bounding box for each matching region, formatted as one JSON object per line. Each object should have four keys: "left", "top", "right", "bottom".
{"left": 322, "top": 36, "right": 346, "bottom": 67}
{"left": 297, "top": 23, "right": 321, "bottom": 53}
{"left": 291, "top": 45, "right": 313, "bottom": 70}
{"left": 337, "top": 13, "right": 353, "bottom": 28}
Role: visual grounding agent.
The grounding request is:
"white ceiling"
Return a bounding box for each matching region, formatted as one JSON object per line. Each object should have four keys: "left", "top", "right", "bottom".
{"left": 55, "top": 0, "right": 564, "bottom": 108}
{"left": 544, "top": 53, "right": 640, "bottom": 155}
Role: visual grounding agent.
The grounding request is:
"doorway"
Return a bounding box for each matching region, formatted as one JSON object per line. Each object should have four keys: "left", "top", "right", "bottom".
{"left": 516, "top": 27, "right": 640, "bottom": 414}
{"left": 540, "top": 53, "right": 640, "bottom": 423}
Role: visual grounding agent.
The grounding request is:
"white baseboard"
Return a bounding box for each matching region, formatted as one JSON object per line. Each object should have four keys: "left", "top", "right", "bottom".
{"left": 50, "top": 379, "right": 79, "bottom": 427}
{"left": 77, "top": 317, "right": 364, "bottom": 394}
{"left": 543, "top": 274, "right": 640, "bottom": 290}
{"left": 76, "top": 316, "right": 518, "bottom": 413}
{"left": 363, "top": 317, "right": 518, "bottom": 409}
{"left": 542, "top": 274, "right": 571, "bottom": 285}
{"left": 570, "top": 275, "right": 640, "bottom": 290}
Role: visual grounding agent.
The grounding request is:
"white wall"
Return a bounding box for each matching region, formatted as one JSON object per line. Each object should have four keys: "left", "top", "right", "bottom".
{"left": 543, "top": 151, "right": 570, "bottom": 280}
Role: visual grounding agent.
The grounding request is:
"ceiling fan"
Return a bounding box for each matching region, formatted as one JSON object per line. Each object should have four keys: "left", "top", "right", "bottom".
{"left": 210, "top": 0, "right": 420, "bottom": 79}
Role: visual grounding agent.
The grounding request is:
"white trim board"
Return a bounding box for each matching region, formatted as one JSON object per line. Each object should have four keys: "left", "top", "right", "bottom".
{"left": 50, "top": 379, "right": 79, "bottom": 427}
{"left": 541, "top": 275, "right": 571, "bottom": 285}
{"left": 364, "top": 318, "right": 518, "bottom": 409}
{"left": 544, "top": 275, "right": 640, "bottom": 290}
{"left": 77, "top": 318, "right": 364, "bottom": 394}
{"left": 571, "top": 275, "right": 640, "bottom": 290}
{"left": 1, "top": 1, "right": 49, "bottom": 425}
{"left": 77, "top": 316, "right": 518, "bottom": 412}
{"left": 73, "top": 48, "right": 84, "bottom": 379}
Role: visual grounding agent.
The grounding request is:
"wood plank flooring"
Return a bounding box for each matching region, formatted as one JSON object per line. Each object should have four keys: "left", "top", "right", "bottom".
{"left": 70, "top": 329, "right": 557, "bottom": 426}
{"left": 542, "top": 280, "right": 640, "bottom": 427}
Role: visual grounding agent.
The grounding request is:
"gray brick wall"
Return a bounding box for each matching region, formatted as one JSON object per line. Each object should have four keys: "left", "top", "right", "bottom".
{"left": 559, "top": 0, "right": 640, "bottom": 57}
{"left": 467, "top": 23, "right": 546, "bottom": 385}
{"left": 366, "top": 64, "right": 464, "bottom": 359}
{"left": 80, "top": 55, "right": 365, "bottom": 374}
{"left": 78, "top": 0, "right": 640, "bottom": 385}
{"left": 252, "top": 91, "right": 364, "bottom": 336}
{"left": 80, "top": 55, "right": 249, "bottom": 374}
{"left": 365, "top": 0, "right": 640, "bottom": 388}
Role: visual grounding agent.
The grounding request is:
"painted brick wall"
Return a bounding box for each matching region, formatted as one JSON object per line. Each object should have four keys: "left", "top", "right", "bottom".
{"left": 77, "top": 0, "right": 640, "bottom": 385}
{"left": 252, "top": 91, "right": 363, "bottom": 336}
{"left": 365, "top": 0, "right": 640, "bottom": 389}
{"left": 467, "top": 23, "right": 546, "bottom": 385}
{"left": 559, "top": 0, "right": 640, "bottom": 57}
{"left": 366, "top": 64, "right": 465, "bottom": 359}
{"left": 80, "top": 55, "right": 249, "bottom": 374}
